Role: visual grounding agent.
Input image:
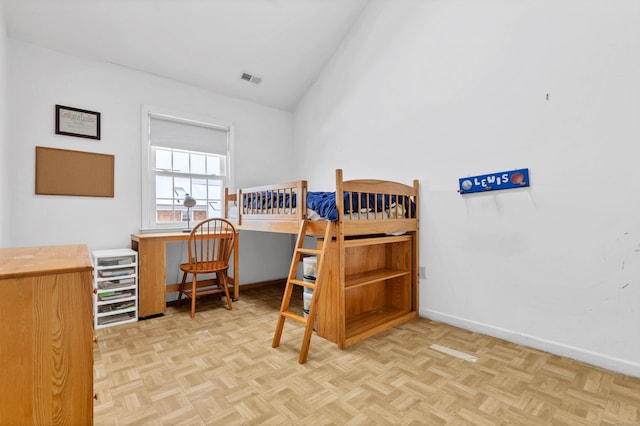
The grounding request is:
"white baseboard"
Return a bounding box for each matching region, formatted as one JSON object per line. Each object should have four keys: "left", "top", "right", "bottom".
{"left": 421, "top": 308, "right": 640, "bottom": 378}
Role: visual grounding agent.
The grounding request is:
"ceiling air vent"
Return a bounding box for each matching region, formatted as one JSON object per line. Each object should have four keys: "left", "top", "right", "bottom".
{"left": 241, "top": 72, "right": 262, "bottom": 85}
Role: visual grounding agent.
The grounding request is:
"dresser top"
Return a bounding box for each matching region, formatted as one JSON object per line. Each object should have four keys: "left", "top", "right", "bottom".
{"left": 0, "top": 244, "right": 93, "bottom": 279}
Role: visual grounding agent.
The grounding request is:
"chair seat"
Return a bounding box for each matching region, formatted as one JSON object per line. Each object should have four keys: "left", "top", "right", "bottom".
{"left": 180, "top": 261, "right": 229, "bottom": 274}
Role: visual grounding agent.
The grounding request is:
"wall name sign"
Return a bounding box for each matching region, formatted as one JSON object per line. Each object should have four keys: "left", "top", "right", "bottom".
{"left": 458, "top": 168, "right": 529, "bottom": 194}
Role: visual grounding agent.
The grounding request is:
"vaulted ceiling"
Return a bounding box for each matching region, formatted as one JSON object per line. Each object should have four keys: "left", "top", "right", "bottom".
{"left": 2, "top": 0, "right": 368, "bottom": 111}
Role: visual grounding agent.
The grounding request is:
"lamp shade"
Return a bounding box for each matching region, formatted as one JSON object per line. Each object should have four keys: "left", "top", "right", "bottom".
{"left": 183, "top": 194, "right": 196, "bottom": 208}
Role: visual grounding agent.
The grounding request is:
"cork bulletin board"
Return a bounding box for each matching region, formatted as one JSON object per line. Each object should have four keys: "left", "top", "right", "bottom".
{"left": 35, "top": 146, "right": 114, "bottom": 197}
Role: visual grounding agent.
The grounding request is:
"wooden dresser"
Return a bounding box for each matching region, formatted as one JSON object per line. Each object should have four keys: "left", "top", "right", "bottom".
{"left": 0, "top": 244, "right": 94, "bottom": 425}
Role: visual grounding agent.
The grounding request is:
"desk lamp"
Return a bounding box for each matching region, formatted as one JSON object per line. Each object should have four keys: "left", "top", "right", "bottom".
{"left": 182, "top": 194, "right": 196, "bottom": 232}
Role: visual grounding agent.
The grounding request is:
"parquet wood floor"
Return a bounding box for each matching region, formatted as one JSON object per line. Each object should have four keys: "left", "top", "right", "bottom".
{"left": 94, "top": 284, "right": 640, "bottom": 425}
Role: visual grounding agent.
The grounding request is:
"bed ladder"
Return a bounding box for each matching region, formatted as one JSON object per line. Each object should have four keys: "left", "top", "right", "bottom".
{"left": 272, "top": 220, "right": 332, "bottom": 364}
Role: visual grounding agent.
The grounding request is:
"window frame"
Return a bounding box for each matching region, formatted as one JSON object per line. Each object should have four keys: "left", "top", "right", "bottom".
{"left": 140, "top": 105, "right": 235, "bottom": 232}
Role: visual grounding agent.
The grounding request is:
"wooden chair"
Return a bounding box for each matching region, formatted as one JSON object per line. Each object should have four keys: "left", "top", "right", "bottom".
{"left": 176, "top": 218, "right": 236, "bottom": 318}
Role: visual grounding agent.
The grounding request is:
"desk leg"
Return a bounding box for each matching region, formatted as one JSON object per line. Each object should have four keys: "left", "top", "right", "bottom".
{"left": 134, "top": 238, "right": 167, "bottom": 317}
{"left": 233, "top": 233, "right": 239, "bottom": 301}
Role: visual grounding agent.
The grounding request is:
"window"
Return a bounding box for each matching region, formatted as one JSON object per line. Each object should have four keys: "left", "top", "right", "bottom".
{"left": 141, "top": 106, "right": 234, "bottom": 231}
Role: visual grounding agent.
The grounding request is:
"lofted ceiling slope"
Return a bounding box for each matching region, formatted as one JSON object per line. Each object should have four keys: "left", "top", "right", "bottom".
{"left": 2, "top": 0, "right": 368, "bottom": 111}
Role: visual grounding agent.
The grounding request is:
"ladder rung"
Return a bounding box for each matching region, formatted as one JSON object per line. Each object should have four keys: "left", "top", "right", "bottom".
{"left": 281, "top": 311, "right": 307, "bottom": 324}
{"left": 290, "top": 279, "right": 316, "bottom": 289}
{"left": 297, "top": 248, "right": 322, "bottom": 255}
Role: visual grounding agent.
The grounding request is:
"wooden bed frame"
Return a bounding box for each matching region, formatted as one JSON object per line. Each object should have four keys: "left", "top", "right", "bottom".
{"left": 224, "top": 180, "right": 308, "bottom": 233}
{"left": 225, "top": 169, "right": 420, "bottom": 349}
{"left": 225, "top": 170, "right": 419, "bottom": 235}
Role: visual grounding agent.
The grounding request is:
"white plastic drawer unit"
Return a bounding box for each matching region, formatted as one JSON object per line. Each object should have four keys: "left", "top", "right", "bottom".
{"left": 92, "top": 249, "right": 139, "bottom": 329}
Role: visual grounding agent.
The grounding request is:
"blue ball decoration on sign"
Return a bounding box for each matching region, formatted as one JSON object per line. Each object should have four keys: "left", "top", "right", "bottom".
{"left": 458, "top": 168, "right": 529, "bottom": 194}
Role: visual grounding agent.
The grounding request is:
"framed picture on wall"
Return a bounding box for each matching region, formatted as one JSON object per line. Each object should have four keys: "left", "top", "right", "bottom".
{"left": 55, "top": 104, "right": 101, "bottom": 140}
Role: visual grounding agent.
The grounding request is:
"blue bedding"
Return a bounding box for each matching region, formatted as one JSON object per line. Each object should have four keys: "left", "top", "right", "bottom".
{"left": 306, "top": 192, "right": 339, "bottom": 221}
{"left": 244, "top": 192, "right": 296, "bottom": 209}
{"left": 308, "top": 192, "right": 415, "bottom": 221}
{"left": 245, "top": 191, "right": 415, "bottom": 221}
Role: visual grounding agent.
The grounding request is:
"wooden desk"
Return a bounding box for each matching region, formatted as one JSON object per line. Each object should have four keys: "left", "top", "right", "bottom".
{"left": 130, "top": 231, "right": 239, "bottom": 317}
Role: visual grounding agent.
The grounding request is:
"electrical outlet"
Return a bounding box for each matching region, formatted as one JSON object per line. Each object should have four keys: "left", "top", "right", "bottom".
{"left": 419, "top": 266, "right": 425, "bottom": 279}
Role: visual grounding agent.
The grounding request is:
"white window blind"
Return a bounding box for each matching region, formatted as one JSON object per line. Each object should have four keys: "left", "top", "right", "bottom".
{"left": 149, "top": 116, "right": 228, "bottom": 154}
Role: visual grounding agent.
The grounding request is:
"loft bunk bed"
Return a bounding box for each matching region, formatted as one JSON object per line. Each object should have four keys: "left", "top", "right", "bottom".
{"left": 224, "top": 169, "right": 420, "bottom": 349}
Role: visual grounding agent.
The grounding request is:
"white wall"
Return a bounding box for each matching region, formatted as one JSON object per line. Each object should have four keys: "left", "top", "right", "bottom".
{"left": 294, "top": 0, "right": 640, "bottom": 377}
{"left": 7, "top": 40, "right": 293, "bottom": 283}
{"left": 0, "top": 3, "right": 9, "bottom": 247}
